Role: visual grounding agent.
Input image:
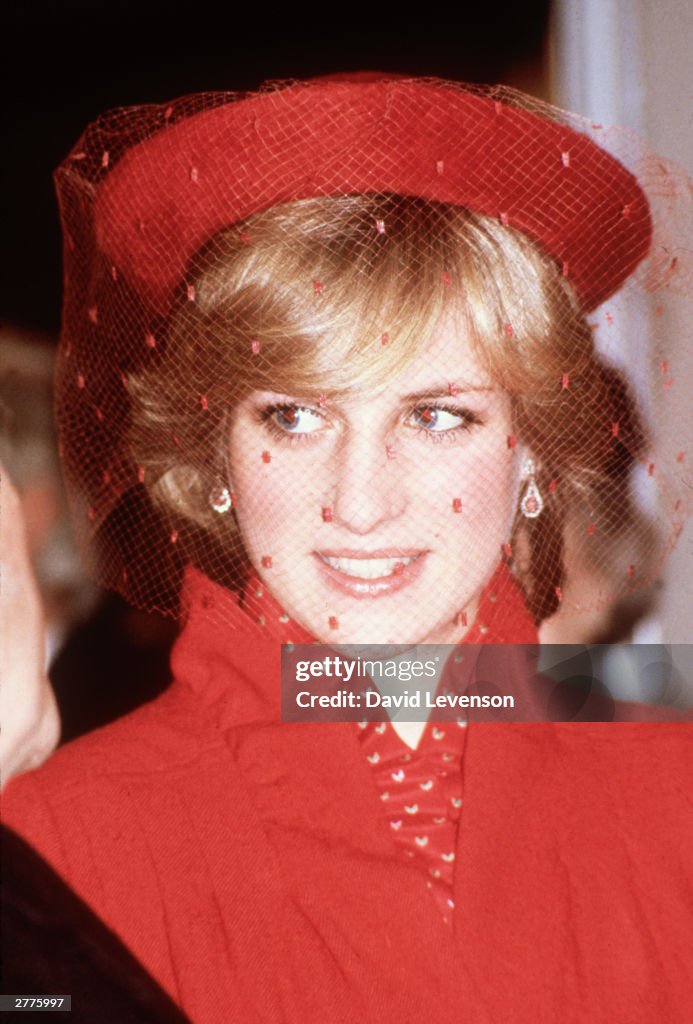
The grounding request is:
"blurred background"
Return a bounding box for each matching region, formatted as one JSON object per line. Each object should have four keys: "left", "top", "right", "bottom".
{"left": 1, "top": 0, "right": 691, "bottom": 736}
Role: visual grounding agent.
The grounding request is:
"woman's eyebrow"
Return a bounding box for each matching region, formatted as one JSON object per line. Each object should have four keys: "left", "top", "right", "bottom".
{"left": 398, "top": 385, "right": 496, "bottom": 403}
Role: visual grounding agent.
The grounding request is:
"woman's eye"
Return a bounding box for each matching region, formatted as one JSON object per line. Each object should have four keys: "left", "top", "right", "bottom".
{"left": 408, "top": 405, "right": 470, "bottom": 432}
{"left": 269, "top": 404, "right": 327, "bottom": 434}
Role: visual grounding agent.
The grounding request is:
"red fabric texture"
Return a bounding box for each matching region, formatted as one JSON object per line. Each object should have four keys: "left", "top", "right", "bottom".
{"left": 91, "top": 79, "right": 651, "bottom": 314}
{"left": 3, "top": 569, "right": 692, "bottom": 1023}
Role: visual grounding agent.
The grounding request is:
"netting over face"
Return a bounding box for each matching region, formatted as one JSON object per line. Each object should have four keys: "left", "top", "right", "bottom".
{"left": 54, "top": 76, "right": 692, "bottom": 644}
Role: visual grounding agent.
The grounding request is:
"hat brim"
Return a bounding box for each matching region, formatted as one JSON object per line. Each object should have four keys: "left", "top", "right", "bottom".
{"left": 86, "top": 78, "right": 652, "bottom": 314}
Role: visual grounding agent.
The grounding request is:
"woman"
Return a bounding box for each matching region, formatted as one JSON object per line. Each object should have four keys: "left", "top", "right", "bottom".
{"left": 3, "top": 76, "right": 691, "bottom": 1022}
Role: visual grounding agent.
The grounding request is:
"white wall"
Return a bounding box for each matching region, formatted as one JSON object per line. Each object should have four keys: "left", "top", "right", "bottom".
{"left": 550, "top": 0, "right": 693, "bottom": 646}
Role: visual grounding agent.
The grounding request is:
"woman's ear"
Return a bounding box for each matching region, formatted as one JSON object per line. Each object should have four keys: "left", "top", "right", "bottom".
{"left": 512, "top": 443, "right": 531, "bottom": 494}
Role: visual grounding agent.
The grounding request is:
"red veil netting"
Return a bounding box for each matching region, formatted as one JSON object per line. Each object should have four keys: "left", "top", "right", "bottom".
{"left": 53, "top": 76, "right": 692, "bottom": 645}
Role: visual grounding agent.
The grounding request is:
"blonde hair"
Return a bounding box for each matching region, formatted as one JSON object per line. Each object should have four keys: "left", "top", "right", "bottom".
{"left": 130, "top": 194, "right": 645, "bottom": 620}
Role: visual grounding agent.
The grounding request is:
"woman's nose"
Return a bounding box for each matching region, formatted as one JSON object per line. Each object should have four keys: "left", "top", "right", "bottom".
{"left": 331, "top": 432, "right": 406, "bottom": 534}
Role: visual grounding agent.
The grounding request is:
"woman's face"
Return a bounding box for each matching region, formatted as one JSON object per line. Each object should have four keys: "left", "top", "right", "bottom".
{"left": 228, "top": 317, "right": 522, "bottom": 645}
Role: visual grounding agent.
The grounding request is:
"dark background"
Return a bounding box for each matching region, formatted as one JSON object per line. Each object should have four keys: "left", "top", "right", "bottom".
{"left": 2, "top": 1, "right": 550, "bottom": 337}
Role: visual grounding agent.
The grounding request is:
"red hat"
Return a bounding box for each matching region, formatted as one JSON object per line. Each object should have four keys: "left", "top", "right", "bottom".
{"left": 88, "top": 77, "right": 651, "bottom": 314}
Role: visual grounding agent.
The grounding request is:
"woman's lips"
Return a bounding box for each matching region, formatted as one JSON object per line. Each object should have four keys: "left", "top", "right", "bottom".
{"left": 313, "top": 550, "right": 428, "bottom": 598}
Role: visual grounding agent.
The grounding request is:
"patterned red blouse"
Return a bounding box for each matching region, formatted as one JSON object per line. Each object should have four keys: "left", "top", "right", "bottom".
{"left": 357, "top": 717, "right": 466, "bottom": 923}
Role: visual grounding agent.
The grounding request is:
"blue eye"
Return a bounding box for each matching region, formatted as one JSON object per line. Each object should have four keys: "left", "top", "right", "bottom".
{"left": 268, "top": 404, "right": 327, "bottom": 434}
{"left": 409, "top": 406, "right": 469, "bottom": 432}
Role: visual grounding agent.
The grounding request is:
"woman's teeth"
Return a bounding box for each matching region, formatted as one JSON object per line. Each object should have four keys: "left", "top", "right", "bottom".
{"left": 320, "top": 555, "right": 417, "bottom": 579}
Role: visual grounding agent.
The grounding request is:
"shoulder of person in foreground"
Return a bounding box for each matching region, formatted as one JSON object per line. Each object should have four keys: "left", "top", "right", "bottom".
{"left": 1, "top": 824, "right": 191, "bottom": 1023}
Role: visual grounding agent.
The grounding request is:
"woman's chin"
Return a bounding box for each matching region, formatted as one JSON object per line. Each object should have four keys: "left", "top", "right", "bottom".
{"left": 327, "top": 641, "right": 423, "bottom": 659}
{"left": 307, "top": 614, "right": 451, "bottom": 649}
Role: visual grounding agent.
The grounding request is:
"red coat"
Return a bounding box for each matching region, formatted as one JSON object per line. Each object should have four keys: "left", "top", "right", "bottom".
{"left": 3, "top": 569, "right": 692, "bottom": 1023}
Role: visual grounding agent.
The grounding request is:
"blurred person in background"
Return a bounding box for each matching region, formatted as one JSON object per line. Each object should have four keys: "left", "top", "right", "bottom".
{"left": 1, "top": 330, "right": 68, "bottom": 782}
{"left": 1, "top": 327, "right": 175, "bottom": 783}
